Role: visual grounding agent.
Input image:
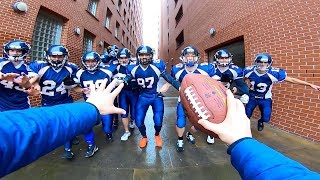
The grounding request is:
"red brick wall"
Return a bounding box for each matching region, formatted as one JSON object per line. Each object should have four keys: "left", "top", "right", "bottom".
{"left": 0, "top": 0, "right": 143, "bottom": 106}
{"left": 160, "top": 0, "right": 320, "bottom": 142}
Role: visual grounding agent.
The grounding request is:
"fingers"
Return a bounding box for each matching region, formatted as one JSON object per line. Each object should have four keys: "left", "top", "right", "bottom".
{"left": 235, "top": 98, "right": 245, "bottom": 114}
{"left": 112, "top": 107, "right": 126, "bottom": 115}
{"left": 225, "top": 89, "right": 236, "bottom": 120}
{"left": 105, "top": 79, "right": 118, "bottom": 93}
{"left": 198, "top": 119, "right": 220, "bottom": 134}
{"left": 110, "top": 83, "right": 124, "bottom": 97}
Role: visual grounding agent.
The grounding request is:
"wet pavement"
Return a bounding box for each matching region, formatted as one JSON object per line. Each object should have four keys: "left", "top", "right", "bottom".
{"left": 4, "top": 80, "right": 320, "bottom": 180}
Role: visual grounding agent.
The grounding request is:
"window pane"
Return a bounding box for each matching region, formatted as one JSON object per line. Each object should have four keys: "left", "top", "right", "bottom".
{"left": 30, "top": 11, "right": 63, "bottom": 61}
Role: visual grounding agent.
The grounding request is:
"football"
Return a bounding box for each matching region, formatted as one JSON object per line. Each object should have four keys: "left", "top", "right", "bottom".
{"left": 180, "top": 74, "right": 227, "bottom": 138}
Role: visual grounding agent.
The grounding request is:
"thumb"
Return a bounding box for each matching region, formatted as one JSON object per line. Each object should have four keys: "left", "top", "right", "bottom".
{"left": 198, "top": 119, "right": 221, "bottom": 135}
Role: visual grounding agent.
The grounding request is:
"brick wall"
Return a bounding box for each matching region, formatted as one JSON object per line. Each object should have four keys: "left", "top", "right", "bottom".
{"left": 160, "top": 0, "right": 320, "bottom": 142}
{"left": 0, "top": 0, "right": 143, "bottom": 106}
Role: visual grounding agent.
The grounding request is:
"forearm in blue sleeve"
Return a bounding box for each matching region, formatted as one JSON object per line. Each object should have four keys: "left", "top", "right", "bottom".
{"left": 0, "top": 102, "right": 100, "bottom": 177}
{"left": 227, "top": 138, "right": 319, "bottom": 180}
{"left": 233, "top": 78, "right": 249, "bottom": 96}
{"left": 161, "top": 72, "right": 181, "bottom": 90}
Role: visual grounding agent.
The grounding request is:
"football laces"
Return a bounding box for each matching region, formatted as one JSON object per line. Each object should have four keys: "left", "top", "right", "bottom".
{"left": 184, "top": 86, "right": 211, "bottom": 120}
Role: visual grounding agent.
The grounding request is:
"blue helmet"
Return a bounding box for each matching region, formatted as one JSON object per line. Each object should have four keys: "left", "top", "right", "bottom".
{"left": 81, "top": 51, "right": 101, "bottom": 72}
{"left": 180, "top": 46, "right": 200, "bottom": 67}
{"left": 107, "top": 45, "right": 119, "bottom": 58}
{"left": 254, "top": 53, "right": 273, "bottom": 71}
{"left": 214, "top": 49, "right": 233, "bottom": 67}
{"left": 136, "top": 45, "right": 153, "bottom": 65}
{"left": 44, "top": 45, "right": 69, "bottom": 70}
{"left": 117, "top": 48, "right": 131, "bottom": 66}
{"left": 100, "top": 53, "right": 113, "bottom": 64}
{"left": 3, "top": 40, "right": 31, "bottom": 61}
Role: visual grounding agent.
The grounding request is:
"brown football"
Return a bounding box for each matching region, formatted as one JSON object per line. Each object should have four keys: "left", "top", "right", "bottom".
{"left": 180, "top": 74, "right": 227, "bottom": 138}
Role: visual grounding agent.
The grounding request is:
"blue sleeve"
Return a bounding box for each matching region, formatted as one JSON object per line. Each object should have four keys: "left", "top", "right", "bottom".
{"left": 273, "top": 68, "right": 287, "bottom": 82}
{"left": 154, "top": 59, "right": 166, "bottom": 73}
{"left": 206, "top": 63, "right": 216, "bottom": 77}
{"left": 230, "top": 65, "right": 244, "bottom": 79}
{"left": 28, "top": 61, "right": 40, "bottom": 73}
{"left": 0, "top": 102, "right": 100, "bottom": 177}
{"left": 227, "top": 138, "right": 319, "bottom": 180}
{"left": 161, "top": 72, "right": 180, "bottom": 90}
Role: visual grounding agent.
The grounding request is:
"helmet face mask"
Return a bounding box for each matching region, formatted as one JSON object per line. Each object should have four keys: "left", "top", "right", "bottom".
{"left": 45, "top": 45, "right": 69, "bottom": 70}
{"left": 214, "top": 49, "right": 232, "bottom": 67}
{"left": 117, "top": 48, "right": 131, "bottom": 66}
{"left": 81, "top": 51, "right": 101, "bottom": 72}
{"left": 254, "top": 53, "right": 272, "bottom": 71}
{"left": 136, "top": 45, "right": 153, "bottom": 66}
{"left": 107, "top": 45, "right": 119, "bottom": 58}
{"left": 180, "top": 46, "right": 200, "bottom": 67}
{"left": 3, "top": 40, "right": 31, "bottom": 61}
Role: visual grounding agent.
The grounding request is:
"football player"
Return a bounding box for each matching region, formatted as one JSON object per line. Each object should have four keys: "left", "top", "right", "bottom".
{"left": 113, "top": 48, "right": 140, "bottom": 141}
{"left": 210, "top": 49, "right": 249, "bottom": 144}
{"left": 0, "top": 40, "right": 38, "bottom": 111}
{"left": 73, "top": 51, "right": 114, "bottom": 157}
{"left": 244, "top": 53, "right": 320, "bottom": 131}
{"left": 170, "top": 46, "right": 215, "bottom": 152}
{"left": 28, "top": 45, "right": 79, "bottom": 159}
{"left": 124, "top": 45, "right": 180, "bottom": 148}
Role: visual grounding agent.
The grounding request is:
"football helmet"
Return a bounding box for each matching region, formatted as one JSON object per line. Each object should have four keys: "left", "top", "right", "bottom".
{"left": 81, "top": 51, "right": 101, "bottom": 72}
{"left": 100, "top": 53, "right": 113, "bottom": 64}
{"left": 117, "top": 48, "right": 131, "bottom": 66}
{"left": 107, "top": 45, "right": 119, "bottom": 58}
{"left": 3, "top": 40, "right": 31, "bottom": 61}
{"left": 45, "top": 45, "right": 69, "bottom": 70}
{"left": 254, "top": 53, "right": 273, "bottom": 71}
{"left": 136, "top": 45, "right": 153, "bottom": 65}
{"left": 179, "top": 46, "right": 200, "bottom": 67}
{"left": 214, "top": 49, "right": 233, "bottom": 67}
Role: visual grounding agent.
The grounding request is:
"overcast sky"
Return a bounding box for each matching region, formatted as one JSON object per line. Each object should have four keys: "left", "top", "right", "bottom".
{"left": 141, "top": 0, "right": 160, "bottom": 57}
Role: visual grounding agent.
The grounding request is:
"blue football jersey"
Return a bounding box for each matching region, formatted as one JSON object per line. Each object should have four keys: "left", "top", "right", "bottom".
{"left": 0, "top": 59, "right": 37, "bottom": 110}
{"left": 212, "top": 64, "right": 244, "bottom": 88}
{"left": 131, "top": 59, "right": 166, "bottom": 94}
{"left": 244, "top": 66, "right": 287, "bottom": 99}
{"left": 75, "top": 68, "right": 113, "bottom": 100}
{"left": 29, "top": 61, "right": 79, "bottom": 106}
{"left": 171, "top": 62, "right": 216, "bottom": 83}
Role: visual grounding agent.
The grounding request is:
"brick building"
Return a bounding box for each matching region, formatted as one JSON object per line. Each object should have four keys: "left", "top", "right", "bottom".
{"left": 0, "top": 0, "right": 143, "bottom": 105}
{"left": 159, "top": 0, "right": 320, "bottom": 142}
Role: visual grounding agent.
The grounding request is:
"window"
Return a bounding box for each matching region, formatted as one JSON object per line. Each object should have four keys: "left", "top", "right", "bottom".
{"left": 207, "top": 40, "right": 245, "bottom": 68}
{"left": 115, "top": 21, "right": 120, "bottom": 38}
{"left": 175, "top": 5, "right": 183, "bottom": 26}
{"left": 30, "top": 11, "right": 63, "bottom": 61}
{"left": 87, "top": 0, "right": 98, "bottom": 16}
{"left": 121, "top": 30, "right": 125, "bottom": 44}
{"left": 176, "top": 30, "right": 184, "bottom": 48}
{"left": 82, "top": 31, "right": 94, "bottom": 54}
{"left": 117, "top": 0, "right": 122, "bottom": 12}
{"left": 105, "top": 8, "right": 112, "bottom": 29}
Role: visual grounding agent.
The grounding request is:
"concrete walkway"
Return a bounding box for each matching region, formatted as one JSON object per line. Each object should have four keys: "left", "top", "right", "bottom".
{"left": 4, "top": 81, "right": 319, "bottom": 180}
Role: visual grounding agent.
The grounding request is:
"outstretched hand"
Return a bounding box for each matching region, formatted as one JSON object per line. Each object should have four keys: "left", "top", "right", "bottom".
{"left": 198, "top": 90, "right": 252, "bottom": 145}
{"left": 0, "top": 73, "right": 20, "bottom": 82}
{"left": 86, "top": 79, "right": 126, "bottom": 115}
{"left": 310, "top": 84, "right": 320, "bottom": 91}
{"left": 14, "top": 72, "right": 31, "bottom": 88}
